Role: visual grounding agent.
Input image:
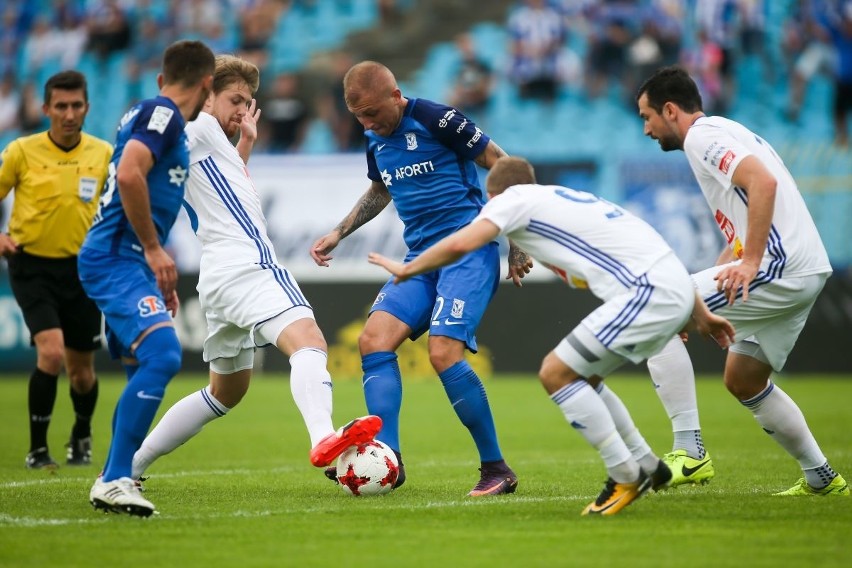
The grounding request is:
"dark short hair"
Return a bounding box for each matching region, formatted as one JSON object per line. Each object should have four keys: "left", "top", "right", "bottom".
{"left": 44, "top": 70, "right": 88, "bottom": 104}
{"left": 636, "top": 66, "right": 703, "bottom": 114}
{"left": 161, "top": 40, "right": 216, "bottom": 88}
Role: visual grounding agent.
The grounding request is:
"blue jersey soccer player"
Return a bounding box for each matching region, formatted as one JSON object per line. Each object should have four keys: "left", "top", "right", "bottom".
{"left": 78, "top": 40, "right": 216, "bottom": 517}
{"left": 311, "top": 61, "right": 531, "bottom": 496}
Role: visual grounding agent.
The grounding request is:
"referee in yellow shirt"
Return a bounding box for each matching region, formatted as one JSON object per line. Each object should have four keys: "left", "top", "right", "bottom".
{"left": 0, "top": 70, "right": 113, "bottom": 470}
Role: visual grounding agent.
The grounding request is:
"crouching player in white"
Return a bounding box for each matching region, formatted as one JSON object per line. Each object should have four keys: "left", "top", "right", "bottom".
{"left": 369, "top": 157, "right": 735, "bottom": 516}
{"left": 131, "top": 55, "right": 380, "bottom": 481}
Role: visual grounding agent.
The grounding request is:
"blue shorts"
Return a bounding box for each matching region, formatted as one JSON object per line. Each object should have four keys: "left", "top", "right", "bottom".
{"left": 78, "top": 248, "right": 174, "bottom": 359}
{"left": 369, "top": 242, "right": 500, "bottom": 352}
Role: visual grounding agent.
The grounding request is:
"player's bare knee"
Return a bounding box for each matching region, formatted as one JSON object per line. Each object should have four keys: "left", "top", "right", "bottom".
{"left": 428, "top": 350, "right": 459, "bottom": 374}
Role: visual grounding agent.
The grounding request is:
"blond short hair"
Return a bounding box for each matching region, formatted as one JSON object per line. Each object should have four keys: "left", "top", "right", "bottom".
{"left": 213, "top": 54, "right": 260, "bottom": 95}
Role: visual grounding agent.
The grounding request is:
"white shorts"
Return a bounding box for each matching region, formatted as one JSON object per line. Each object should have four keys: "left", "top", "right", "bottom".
{"left": 197, "top": 260, "right": 313, "bottom": 362}
{"left": 555, "top": 252, "right": 694, "bottom": 378}
{"left": 693, "top": 262, "right": 829, "bottom": 371}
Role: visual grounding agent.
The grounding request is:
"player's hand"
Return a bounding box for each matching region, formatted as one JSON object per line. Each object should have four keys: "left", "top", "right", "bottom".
{"left": 0, "top": 233, "right": 18, "bottom": 257}
{"left": 506, "top": 243, "right": 533, "bottom": 287}
{"left": 165, "top": 289, "right": 180, "bottom": 317}
{"left": 144, "top": 245, "right": 177, "bottom": 299}
{"left": 240, "top": 98, "right": 260, "bottom": 143}
{"left": 691, "top": 312, "right": 736, "bottom": 349}
{"left": 310, "top": 232, "right": 341, "bottom": 267}
{"left": 714, "top": 260, "right": 759, "bottom": 305}
{"left": 367, "top": 252, "right": 410, "bottom": 284}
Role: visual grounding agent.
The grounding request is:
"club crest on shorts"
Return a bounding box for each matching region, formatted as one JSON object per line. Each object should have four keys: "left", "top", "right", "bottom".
{"left": 373, "top": 292, "right": 386, "bottom": 306}
{"left": 138, "top": 296, "right": 167, "bottom": 317}
{"left": 451, "top": 298, "right": 465, "bottom": 319}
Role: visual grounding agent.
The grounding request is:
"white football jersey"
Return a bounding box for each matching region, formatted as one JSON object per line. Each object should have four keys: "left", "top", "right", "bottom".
{"left": 476, "top": 184, "right": 675, "bottom": 300}
{"left": 184, "top": 112, "right": 277, "bottom": 266}
{"left": 683, "top": 116, "right": 831, "bottom": 279}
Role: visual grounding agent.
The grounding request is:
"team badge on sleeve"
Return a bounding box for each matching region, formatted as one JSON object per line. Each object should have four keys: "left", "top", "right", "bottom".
{"left": 148, "top": 106, "right": 175, "bottom": 134}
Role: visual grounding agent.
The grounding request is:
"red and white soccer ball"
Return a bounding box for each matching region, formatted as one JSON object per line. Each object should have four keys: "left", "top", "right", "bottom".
{"left": 336, "top": 440, "right": 399, "bottom": 496}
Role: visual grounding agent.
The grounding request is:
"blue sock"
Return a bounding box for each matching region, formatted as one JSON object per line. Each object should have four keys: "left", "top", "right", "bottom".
{"left": 101, "top": 363, "right": 140, "bottom": 475}
{"left": 102, "top": 327, "right": 181, "bottom": 481}
{"left": 439, "top": 360, "right": 502, "bottom": 462}
{"left": 362, "top": 352, "right": 402, "bottom": 453}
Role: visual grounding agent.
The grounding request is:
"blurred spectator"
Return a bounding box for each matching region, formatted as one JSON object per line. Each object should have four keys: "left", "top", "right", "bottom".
{"left": 0, "top": 72, "right": 20, "bottom": 132}
{"left": 507, "top": 0, "right": 573, "bottom": 102}
{"left": 126, "top": 15, "right": 170, "bottom": 104}
{"left": 52, "top": 0, "right": 88, "bottom": 69}
{"left": 17, "top": 80, "right": 44, "bottom": 134}
{"left": 826, "top": 1, "right": 852, "bottom": 146}
{"left": 682, "top": 28, "right": 726, "bottom": 114}
{"left": 260, "top": 72, "right": 310, "bottom": 152}
{"left": 783, "top": 1, "right": 839, "bottom": 122}
{"left": 447, "top": 32, "right": 494, "bottom": 118}
{"left": 0, "top": 4, "right": 25, "bottom": 77}
{"left": 694, "top": 0, "right": 738, "bottom": 113}
{"left": 237, "top": 0, "right": 288, "bottom": 70}
{"left": 21, "top": 15, "right": 63, "bottom": 76}
{"left": 584, "top": 0, "right": 639, "bottom": 99}
{"left": 315, "top": 50, "right": 365, "bottom": 152}
{"left": 85, "top": 0, "right": 131, "bottom": 61}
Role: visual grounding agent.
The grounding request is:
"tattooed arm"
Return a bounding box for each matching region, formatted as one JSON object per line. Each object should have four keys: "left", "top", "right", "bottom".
{"left": 473, "top": 140, "right": 509, "bottom": 170}
{"left": 310, "top": 180, "right": 392, "bottom": 267}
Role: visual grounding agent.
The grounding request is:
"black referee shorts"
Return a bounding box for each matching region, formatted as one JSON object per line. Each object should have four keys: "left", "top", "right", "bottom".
{"left": 7, "top": 251, "right": 102, "bottom": 351}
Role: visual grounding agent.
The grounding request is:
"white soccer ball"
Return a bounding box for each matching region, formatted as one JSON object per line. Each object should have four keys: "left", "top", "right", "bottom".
{"left": 336, "top": 440, "right": 399, "bottom": 496}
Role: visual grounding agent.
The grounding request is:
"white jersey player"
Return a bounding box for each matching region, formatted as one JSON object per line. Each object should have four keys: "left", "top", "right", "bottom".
{"left": 132, "top": 55, "right": 380, "bottom": 482}
{"left": 368, "top": 156, "right": 736, "bottom": 516}
{"left": 637, "top": 65, "right": 847, "bottom": 496}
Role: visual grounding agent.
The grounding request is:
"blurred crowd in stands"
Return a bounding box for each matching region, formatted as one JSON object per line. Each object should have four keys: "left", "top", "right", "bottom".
{"left": 0, "top": 0, "right": 850, "bottom": 150}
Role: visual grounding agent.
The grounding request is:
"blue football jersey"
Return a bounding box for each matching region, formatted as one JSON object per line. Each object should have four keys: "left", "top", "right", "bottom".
{"left": 84, "top": 96, "right": 189, "bottom": 258}
{"left": 365, "top": 98, "right": 490, "bottom": 252}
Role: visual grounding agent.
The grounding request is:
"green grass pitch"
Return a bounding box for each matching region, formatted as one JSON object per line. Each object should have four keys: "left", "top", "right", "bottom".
{"left": 0, "top": 373, "right": 850, "bottom": 567}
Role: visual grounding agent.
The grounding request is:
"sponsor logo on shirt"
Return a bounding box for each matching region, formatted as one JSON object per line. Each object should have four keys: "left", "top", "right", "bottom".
{"left": 168, "top": 165, "right": 187, "bottom": 186}
{"left": 438, "top": 109, "right": 456, "bottom": 128}
{"left": 393, "top": 160, "right": 435, "bottom": 182}
{"left": 719, "top": 150, "right": 735, "bottom": 174}
{"left": 118, "top": 108, "right": 140, "bottom": 131}
{"left": 715, "top": 210, "right": 736, "bottom": 245}
{"left": 466, "top": 127, "right": 482, "bottom": 148}
{"left": 381, "top": 169, "right": 393, "bottom": 186}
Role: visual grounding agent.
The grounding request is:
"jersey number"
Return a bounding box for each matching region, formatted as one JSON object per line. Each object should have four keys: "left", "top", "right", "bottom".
{"left": 554, "top": 188, "right": 624, "bottom": 219}
{"left": 92, "top": 162, "right": 117, "bottom": 225}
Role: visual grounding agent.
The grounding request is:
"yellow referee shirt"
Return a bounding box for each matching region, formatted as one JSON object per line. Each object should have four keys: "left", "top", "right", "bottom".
{"left": 0, "top": 131, "right": 113, "bottom": 258}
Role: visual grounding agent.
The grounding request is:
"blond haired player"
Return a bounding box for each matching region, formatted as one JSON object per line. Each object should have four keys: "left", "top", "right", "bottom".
{"left": 131, "top": 55, "right": 379, "bottom": 483}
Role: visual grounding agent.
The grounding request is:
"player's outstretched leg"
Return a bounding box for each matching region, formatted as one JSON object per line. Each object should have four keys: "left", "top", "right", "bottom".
{"left": 310, "top": 415, "right": 383, "bottom": 467}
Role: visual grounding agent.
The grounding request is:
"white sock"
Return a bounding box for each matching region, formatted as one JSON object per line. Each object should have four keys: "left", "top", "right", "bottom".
{"left": 551, "top": 381, "right": 638, "bottom": 483}
{"left": 131, "top": 385, "right": 228, "bottom": 479}
{"left": 647, "top": 336, "right": 703, "bottom": 455}
{"left": 596, "top": 383, "right": 659, "bottom": 473}
{"left": 742, "top": 381, "right": 826, "bottom": 470}
{"left": 290, "top": 348, "right": 335, "bottom": 448}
